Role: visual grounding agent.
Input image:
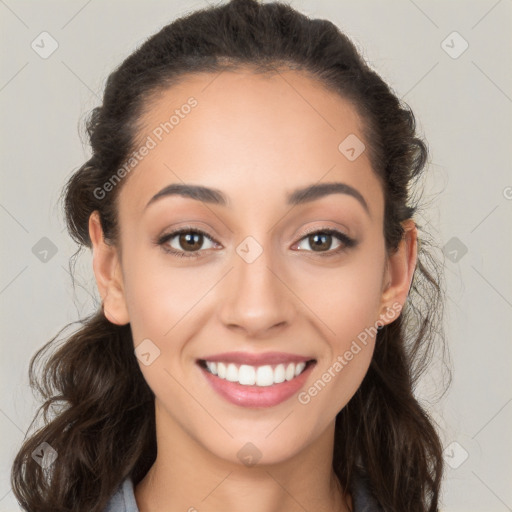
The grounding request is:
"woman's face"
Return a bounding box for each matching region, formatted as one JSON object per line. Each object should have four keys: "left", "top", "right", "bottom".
{"left": 92, "top": 68, "right": 409, "bottom": 465}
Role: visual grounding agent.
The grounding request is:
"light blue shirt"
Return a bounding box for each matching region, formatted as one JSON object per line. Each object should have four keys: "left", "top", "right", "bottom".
{"left": 103, "top": 472, "right": 383, "bottom": 511}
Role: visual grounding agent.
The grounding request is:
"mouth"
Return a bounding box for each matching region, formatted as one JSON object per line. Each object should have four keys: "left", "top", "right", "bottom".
{"left": 196, "top": 353, "right": 317, "bottom": 408}
{"left": 197, "top": 359, "right": 316, "bottom": 386}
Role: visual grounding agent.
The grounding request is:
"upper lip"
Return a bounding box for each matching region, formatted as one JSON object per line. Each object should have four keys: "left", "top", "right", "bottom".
{"left": 198, "top": 351, "right": 315, "bottom": 366}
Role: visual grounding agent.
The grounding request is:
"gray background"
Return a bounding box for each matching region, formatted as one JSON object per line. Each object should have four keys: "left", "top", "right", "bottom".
{"left": 1, "top": 1, "right": 511, "bottom": 510}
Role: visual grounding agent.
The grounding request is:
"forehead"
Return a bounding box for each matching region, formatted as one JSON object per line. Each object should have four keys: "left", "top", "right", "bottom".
{"left": 118, "top": 68, "right": 383, "bottom": 221}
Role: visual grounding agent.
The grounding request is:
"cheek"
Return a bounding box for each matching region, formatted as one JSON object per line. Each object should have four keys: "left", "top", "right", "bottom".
{"left": 121, "top": 245, "right": 213, "bottom": 344}
{"left": 292, "top": 243, "right": 385, "bottom": 415}
{"left": 293, "top": 240, "right": 386, "bottom": 340}
{"left": 298, "top": 344, "right": 373, "bottom": 427}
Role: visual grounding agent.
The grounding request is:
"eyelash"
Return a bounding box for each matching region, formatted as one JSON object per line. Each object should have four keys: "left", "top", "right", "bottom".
{"left": 155, "top": 226, "right": 357, "bottom": 259}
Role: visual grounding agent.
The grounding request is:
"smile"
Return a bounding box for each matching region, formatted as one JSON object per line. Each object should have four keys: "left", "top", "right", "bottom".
{"left": 196, "top": 353, "right": 317, "bottom": 408}
{"left": 200, "top": 360, "right": 313, "bottom": 387}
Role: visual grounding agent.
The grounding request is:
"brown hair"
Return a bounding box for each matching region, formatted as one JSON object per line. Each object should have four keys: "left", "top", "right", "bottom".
{"left": 12, "top": 1, "right": 449, "bottom": 510}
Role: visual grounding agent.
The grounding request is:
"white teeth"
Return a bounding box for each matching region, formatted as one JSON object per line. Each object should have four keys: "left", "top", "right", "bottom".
{"left": 205, "top": 361, "right": 217, "bottom": 375}
{"left": 217, "top": 362, "right": 226, "bottom": 379}
{"left": 256, "top": 365, "right": 274, "bottom": 387}
{"left": 203, "top": 360, "right": 309, "bottom": 386}
{"left": 294, "top": 362, "right": 306, "bottom": 376}
{"left": 225, "top": 363, "right": 238, "bottom": 382}
{"left": 274, "top": 364, "right": 286, "bottom": 384}
{"left": 238, "top": 364, "right": 256, "bottom": 385}
{"left": 285, "top": 363, "right": 295, "bottom": 381}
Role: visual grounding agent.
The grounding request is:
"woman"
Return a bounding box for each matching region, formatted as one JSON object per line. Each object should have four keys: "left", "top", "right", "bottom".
{"left": 11, "top": 1, "right": 448, "bottom": 511}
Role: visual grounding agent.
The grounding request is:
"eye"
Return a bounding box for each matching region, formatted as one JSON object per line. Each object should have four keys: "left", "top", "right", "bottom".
{"left": 293, "top": 228, "right": 357, "bottom": 256}
{"left": 156, "top": 227, "right": 220, "bottom": 258}
{"left": 155, "top": 226, "right": 357, "bottom": 259}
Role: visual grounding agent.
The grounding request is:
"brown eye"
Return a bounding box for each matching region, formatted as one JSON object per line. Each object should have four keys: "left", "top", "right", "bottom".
{"left": 295, "top": 228, "right": 357, "bottom": 255}
{"left": 178, "top": 232, "right": 204, "bottom": 252}
{"left": 157, "top": 228, "right": 218, "bottom": 257}
{"left": 307, "top": 233, "right": 334, "bottom": 252}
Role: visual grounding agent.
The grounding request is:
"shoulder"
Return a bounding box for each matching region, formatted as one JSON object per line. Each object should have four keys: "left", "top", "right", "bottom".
{"left": 102, "top": 478, "right": 139, "bottom": 512}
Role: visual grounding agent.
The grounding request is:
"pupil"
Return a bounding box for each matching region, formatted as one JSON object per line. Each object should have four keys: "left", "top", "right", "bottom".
{"left": 181, "top": 232, "right": 202, "bottom": 250}
{"left": 310, "top": 233, "right": 331, "bottom": 251}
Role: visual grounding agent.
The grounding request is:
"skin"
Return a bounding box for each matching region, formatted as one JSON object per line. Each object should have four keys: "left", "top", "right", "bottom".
{"left": 89, "top": 68, "right": 417, "bottom": 512}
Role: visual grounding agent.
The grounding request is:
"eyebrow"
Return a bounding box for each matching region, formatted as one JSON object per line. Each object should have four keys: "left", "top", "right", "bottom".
{"left": 144, "top": 181, "right": 370, "bottom": 216}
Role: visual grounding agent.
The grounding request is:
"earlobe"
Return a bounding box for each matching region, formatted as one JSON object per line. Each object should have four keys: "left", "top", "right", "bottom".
{"left": 379, "top": 219, "right": 418, "bottom": 325}
{"left": 88, "top": 211, "right": 130, "bottom": 326}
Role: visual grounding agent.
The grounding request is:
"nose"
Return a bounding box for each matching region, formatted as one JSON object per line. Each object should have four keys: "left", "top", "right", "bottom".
{"left": 217, "top": 240, "right": 296, "bottom": 338}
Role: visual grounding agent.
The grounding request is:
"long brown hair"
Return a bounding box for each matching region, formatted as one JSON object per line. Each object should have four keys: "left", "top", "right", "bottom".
{"left": 11, "top": 1, "right": 449, "bottom": 510}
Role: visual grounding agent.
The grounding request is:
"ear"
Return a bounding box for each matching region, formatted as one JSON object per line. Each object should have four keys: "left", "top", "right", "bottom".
{"left": 378, "top": 219, "right": 418, "bottom": 325}
{"left": 88, "top": 210, "right": 130, "bottom": 326}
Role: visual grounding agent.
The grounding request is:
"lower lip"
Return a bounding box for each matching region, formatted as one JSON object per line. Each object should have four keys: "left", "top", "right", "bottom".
{"left": 199, "top": 362, "right": 316, "bottom": 408}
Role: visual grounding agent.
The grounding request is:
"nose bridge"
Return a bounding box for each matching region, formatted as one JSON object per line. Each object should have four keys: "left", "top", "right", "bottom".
{"left": 217, "top": 233, "right": 295, "bottom": 335}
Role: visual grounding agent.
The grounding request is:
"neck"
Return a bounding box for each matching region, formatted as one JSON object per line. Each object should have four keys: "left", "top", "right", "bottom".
{"left": 134, "top": 402, "right": 351, "bottom": 512}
